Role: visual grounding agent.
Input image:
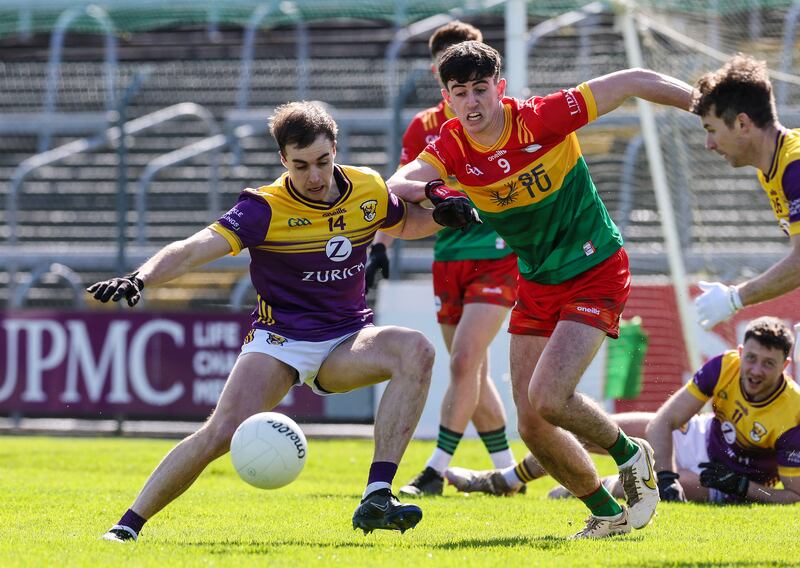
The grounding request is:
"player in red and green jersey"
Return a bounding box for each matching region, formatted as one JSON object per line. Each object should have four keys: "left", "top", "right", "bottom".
{"left": 368, "top": 22, "right": 520, "bottom": 498}
{"left": 387, "top": 40, "right": 695, "bottom": 538}
{"left": 692, "top": 55, "right": 800, "bottom": 329}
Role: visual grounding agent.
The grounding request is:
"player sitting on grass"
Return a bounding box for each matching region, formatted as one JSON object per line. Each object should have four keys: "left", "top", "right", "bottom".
{"left": 88, "top": 101, "right": 480, "bottom": 542}
{"left": 448, "top": 317, "right": 800, "bottom": 505}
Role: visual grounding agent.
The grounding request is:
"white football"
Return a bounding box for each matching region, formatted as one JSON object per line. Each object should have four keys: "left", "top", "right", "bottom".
{"left": 230, "top": 412, "right": 307, "bottom": 489}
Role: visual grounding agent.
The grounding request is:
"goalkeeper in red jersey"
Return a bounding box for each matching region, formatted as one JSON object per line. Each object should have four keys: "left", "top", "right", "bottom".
{"left": 692, "top": 55, "right": 800, "bottom": 330}
{"left": 388, "top": 40, "right": 695, "bottom": 538}
{"left": 368, "top": 21, "right": 520, "bottom": 498}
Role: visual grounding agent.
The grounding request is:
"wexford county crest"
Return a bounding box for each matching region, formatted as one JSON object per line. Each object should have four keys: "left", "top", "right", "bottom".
{"left": 267, "top": 332, "right": 287, "bottom": 346}
{"left": 360, "top": 200, "right": 378, "bottom": 222}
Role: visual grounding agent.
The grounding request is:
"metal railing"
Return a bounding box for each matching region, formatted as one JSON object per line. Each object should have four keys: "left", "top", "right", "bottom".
{"left": 6, "top": 102, "right": 222, "bottom": 301}
{"left": 232, "top": 1, "right": 308, "bottom": 164}
{"left": 37, "top": 4, "right": 118, "bottom": 153}
{"left": 776, "top": 0, "right": 800, "bottom": 107}
{"left": 11, "top": 262, "right": 85, "bottom": 309}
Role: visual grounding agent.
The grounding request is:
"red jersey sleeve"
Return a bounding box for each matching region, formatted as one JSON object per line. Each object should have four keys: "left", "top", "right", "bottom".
{"left": 418, "top": 125, "right": 459, "bottom": 181}
{"left": 399, "top": 117, "right": 430, "bottom": 167}
{"left": 522, "top": 83, "right": 598, "bottom": 139}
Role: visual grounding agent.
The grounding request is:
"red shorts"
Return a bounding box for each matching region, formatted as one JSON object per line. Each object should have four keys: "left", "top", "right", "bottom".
{"left": 508, "top": 247, "right": 630, "bottom": 339}
{"left": 433, "top": 254, "right": 519, "bottom": 325}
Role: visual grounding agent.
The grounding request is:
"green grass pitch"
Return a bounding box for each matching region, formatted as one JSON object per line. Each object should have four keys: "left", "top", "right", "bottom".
{"left": 2, "top": 435, "right": 799, "bottom": 567}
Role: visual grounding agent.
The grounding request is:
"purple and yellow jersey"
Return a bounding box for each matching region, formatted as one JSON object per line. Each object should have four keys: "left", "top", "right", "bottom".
{"left": 756, "top": 127, "right": 800, "bottom": 237}
{"left": 209, "top": 165, "right": 406, "bottom": 342}
{"left": 402, "top": 100, "right": 511, "bottom": 262}
{"left": 687, "top": 350, "right": 800, "bottom": 485}
{"left": 418, "top": 87, "right": 623, "bottom": 284}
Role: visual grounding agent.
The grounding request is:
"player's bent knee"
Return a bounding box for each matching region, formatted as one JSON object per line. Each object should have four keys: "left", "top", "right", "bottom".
{"left": 397, "top": 329, "right": 435, "bottom": 373}
{"left": 516, "top": 420, "right": 542, "bottom": 446}
{"left": 533, "top": 398, "right": 566, "bottom": 425}
{"left": 448, "top": 349, "right": 481, "bottom": 381}
{"left": 528, "top": 386, "right": 567, "bottom": 425}
{"left": 199, "top": 417, "right": 241, "bottom": 459}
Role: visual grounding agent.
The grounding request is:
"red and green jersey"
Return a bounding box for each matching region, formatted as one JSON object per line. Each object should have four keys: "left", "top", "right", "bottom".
{"left": 401, "top": 100, "right": 511, "bottom": 262}
{"left": 418, "top": 85, "right": 623, "bottom": 284}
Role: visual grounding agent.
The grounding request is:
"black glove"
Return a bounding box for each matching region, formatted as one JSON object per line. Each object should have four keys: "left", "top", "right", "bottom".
{"left": 699, "top": 460, "right": 749, "bottom": 498}
{"left": 365, "top": 243, "right": 390, "bottom": 291}
{"left": 656, "top": 470, "right": 687, "bottom": 502}
{"left": 86, "top": 273, "right": 145, "bottom": 307}
{"left": 425, "top": 179, "right": 482, "bottom": 229}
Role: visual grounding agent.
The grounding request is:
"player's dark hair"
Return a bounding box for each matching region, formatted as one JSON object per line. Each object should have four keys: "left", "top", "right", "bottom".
{"left": 744, "top": 316, "right": 794, "bottom": 359}
{"left": 692, "top": 54, "right": 777, "bottom": 128}
{"left": 438, "top": 40, "right": 501, "bottom": 88}
{"left": 429, "top": 21, "right": 482, "bottom": 59}
{"left": 269, "top": 101, "right": 338, "bottom": 155}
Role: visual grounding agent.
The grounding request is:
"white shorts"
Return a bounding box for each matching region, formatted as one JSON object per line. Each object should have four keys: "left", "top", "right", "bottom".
{"left": 673, "top": 413, "right": 712, "bottom": 474}
{"left": 239, "top": 328, "right": 363, "bottom": 395}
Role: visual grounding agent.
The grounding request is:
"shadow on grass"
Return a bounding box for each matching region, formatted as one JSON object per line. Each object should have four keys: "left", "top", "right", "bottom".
{"left": 432, "top": 535, "right": 566, "bottom": 550}
{"left": 432, "top": 532, "right": 647, "bottom": 550}
{"left": 181, "top": 531, "right": 652, "bottom": 554}
{"left": 184, "top": 539, "right": 381, "bottom": 554}
{"left": 633, "top": 563, "right": 797, "bottom": 568}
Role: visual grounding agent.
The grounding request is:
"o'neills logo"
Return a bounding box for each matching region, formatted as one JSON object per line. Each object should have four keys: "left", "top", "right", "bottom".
{"left": 576, "top": 306, "right": 601, "bottom": 315}
{"left": 322, "top": 207, "right": 346, "bottom": 218}
{"left": 267, "top": 419, "right": 306, "bottom": 458}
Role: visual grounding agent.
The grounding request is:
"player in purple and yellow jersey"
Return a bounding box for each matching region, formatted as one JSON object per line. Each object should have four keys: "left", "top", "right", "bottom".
{"left": 368, "top": 22, "right": 520, "bottom": 498}
{"left": 692, "top": 55, "right": 800, "bottom": 330}
{"left": 449, "top": 318, "right": 800, "bottom": 505}
{"left": 648, "top": 316, "right": 800, "bottom": 503}
{"left": 388, "top": 41, "right": 695, "bottom": 538}
{"left": 88, "top": 101, "right": 479, "bottom": 542}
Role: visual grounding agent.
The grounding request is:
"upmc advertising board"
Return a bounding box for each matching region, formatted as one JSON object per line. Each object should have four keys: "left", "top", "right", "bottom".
{"left": 0, "top": 311, "right": 334, "bottom": 420}
{"left": 3, "top": 285, "right": 800, "bottom": 422}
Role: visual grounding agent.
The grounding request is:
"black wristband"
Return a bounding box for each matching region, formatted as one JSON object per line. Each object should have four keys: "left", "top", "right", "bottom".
{"left": 126, "top": 272, "right": 144, "bottom": 289}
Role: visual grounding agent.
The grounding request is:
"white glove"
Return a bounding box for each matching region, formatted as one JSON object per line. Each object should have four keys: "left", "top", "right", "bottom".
{"left": 695, "top": 281, "right": 743, "bottom": 330}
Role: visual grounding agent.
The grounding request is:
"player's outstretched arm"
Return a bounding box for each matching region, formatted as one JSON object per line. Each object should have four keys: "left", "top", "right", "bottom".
{"left": 387, "top": 159, "right": 439, "bottom": 203}
{"left": 586, "top": 68, "right": 694, "bottom": 118}
{"left": 87, "top": 228, "right": 233, "bottom": 306}
{"left": 745, "top": 475, "right": 800, "bottom": 504}
{"left": 736, "top": 234, "right": 800, "bottom": 309}
{"left": 696, "top": 235, "right": 800, "bottom": 329}
{"left": 699, "top": 462, "right": 800, "bottom": 504}
{"left": 382, "top": 202, "right": 442, "bottom": 240}
{"left": 645, "top": 386, "right": 704, "bottom": 500}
